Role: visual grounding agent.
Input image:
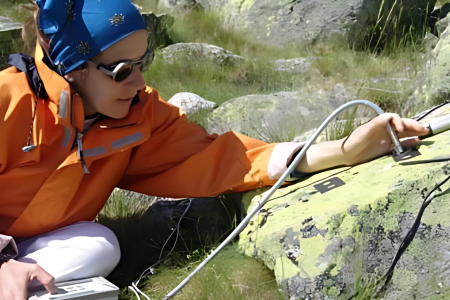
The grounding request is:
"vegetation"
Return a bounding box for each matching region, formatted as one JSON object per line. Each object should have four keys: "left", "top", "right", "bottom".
{"left": 145, "top": 8, "right": 431, "bottom": 143}
{"left": 0, "top": 0, "right": 31, "bottom": 23}
{"left": 117, "top": 244, "right": 284, "bottom": 300}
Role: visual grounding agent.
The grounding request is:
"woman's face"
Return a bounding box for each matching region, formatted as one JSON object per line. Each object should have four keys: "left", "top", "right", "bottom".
{"left": 66, "top": 29, "right": 148, "bottom": 119}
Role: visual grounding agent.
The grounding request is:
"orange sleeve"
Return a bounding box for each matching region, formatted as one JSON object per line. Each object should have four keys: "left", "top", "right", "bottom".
{"left": 118, "top": 89, "right": 280, "bottom": 198}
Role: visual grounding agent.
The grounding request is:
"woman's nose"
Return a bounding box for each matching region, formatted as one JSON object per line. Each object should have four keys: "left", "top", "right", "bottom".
{"left": 125, "top": 66, "right": 146, "bottom": 90}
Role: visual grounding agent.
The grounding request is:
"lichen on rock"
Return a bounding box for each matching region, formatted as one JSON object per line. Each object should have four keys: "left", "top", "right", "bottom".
{"left": 238, "top": 104, "right": 450, "bottom": 299}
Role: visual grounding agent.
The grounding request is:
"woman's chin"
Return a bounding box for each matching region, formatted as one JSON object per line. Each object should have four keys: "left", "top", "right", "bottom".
{"left": 105, "top": 108, "right": 130, "bottom": 119}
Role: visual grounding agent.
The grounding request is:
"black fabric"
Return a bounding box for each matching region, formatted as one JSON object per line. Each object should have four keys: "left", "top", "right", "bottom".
{"left": 0, "top": 252, "right": 13, "bottom": 264}
{"left": 8, "top": 53, "right": 48, "bottom": 100}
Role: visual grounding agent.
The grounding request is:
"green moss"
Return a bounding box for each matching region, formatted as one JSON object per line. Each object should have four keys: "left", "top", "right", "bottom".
{"left": 120, "top": 245, "right": 285, "bottom": 300}
{"left": 324, "top": 286, "right": 341, "bottom": 298}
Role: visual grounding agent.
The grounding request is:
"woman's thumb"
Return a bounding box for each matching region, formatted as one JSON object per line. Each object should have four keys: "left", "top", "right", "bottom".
{"left": 32, "top": 267, "right": 56, "bottom": 294}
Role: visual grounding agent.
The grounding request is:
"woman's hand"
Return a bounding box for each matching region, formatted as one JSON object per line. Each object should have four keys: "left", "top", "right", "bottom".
{"left": 0, "top": 259, "right": 56, "bottom": 300}
{"left": 341, "top": 113, "right": 429, "bottom": 166}
{"left": 295, "top": 113, "right": 429, "bottom": 174}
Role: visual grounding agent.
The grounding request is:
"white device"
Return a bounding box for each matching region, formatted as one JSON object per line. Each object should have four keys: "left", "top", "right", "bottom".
{"left": 421, "top": 114, "right": 450, "bottom": 139}
{"left": 28, "top": 277, "right": 119, "bottom": 300}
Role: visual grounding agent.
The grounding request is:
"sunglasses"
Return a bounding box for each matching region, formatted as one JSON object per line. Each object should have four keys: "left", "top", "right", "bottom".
{"left": 88, "top": 48, "right": 154, "bottom": 82}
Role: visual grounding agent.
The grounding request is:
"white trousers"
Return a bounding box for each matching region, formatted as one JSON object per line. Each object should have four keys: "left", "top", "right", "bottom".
{"left": 16, "top": 221, "right": 121, "bottom": 285}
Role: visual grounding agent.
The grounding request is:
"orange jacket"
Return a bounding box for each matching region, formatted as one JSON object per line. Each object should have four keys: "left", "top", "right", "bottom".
{"left": 0, "top": 45, "right": 301, "bottom": 238}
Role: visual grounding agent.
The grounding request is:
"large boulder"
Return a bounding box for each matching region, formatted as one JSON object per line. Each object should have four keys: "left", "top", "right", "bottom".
{"left": 158, "top": 0, "right": 203, "bottom": 14}
{"left": 160, "top": 42, "right": 244, "bottom": 66}
{"left": 423, "top": 20, "right": 450, "bottom": 105}
{"left": 274, "top": 58, "right": 313, "bottom": 74}
{"left": 192, "top": 0, "right": 435, "bottom": 47}
{"left": 0, "top": 16, "right": 22, "bottom": 70}
{"left": 238, "top": 103, "right": 450, "bottom": 299}
{"left": 206, "top": 85, "right": 356, "bottom": 141}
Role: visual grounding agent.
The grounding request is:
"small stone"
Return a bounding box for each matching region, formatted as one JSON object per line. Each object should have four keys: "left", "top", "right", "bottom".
{"left": 168, "top": 92, "right": 216, "bottom": 115}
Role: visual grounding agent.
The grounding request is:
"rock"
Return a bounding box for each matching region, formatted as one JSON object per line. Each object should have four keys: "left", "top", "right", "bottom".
{"left": 425, "top": 20, "right": 450, "bottom": 104}
{"left": 206, "top": 87, "right": 356, "bottom": 141}
{"left": 168, "top": 92, "right": 216, "bottom": 114}
{"left": 133, "top": 3, "right": 144, "bottom": 11}
{"left": 423, "top": 32, "right": 439, "bottom": 51}
{"left": 195, "top": 0, "right": 435, "bottom": 48}
{"left": 292, "top": 128, "right": 328, "bottom": 143}
{"left": 0, "top": 16, "right": 22, "bottom": 70}
{"left": 238, "top": 103, "right": 450, "bottom": 299}
{"left": 160, "top": 43, "right": 244, "bottom": 66}
{"left": 158, "top": 0, "right": 203, "bottom": 14}
{"left": 142, "top": 12, "right": 175, "bottom": 50}
{"left": 274, "top": 58, "right": 313, "bottom": 74}
{"left": 430, "top": 3, "right": 450, "bottom": 35}
{"left": 436, "top": 14, "right": 450, "bottom": 35}
{"left": 292, "top": 117, "right": 370, "bottom": 143}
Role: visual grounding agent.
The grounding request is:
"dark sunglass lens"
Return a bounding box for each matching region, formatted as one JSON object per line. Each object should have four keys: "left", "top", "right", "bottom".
{"left": 115, "top": 65, "right": 134, "bottom": 82}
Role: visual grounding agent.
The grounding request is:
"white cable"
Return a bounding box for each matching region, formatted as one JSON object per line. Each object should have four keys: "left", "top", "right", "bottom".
{"left": 128, "top": 285, "right": 142, "bottom": 300}
{"left": 133, "top": 282, "right": 152, "bottom": 300}
{"left": 163, "top": 100, "right": 400, "bottom": 299}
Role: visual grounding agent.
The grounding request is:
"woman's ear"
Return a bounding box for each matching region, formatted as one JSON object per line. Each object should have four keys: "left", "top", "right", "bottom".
{"left": 64, "top": 66, "right": 89, "bottom": 83}
{"left": 64, "top": 72, "right": 76, "bottom": 82}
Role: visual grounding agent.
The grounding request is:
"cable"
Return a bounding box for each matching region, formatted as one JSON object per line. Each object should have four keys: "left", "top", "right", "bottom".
{"left": 347, "top": 174, "right": 450, "bottom": 300}
{"left": 163, "top": 100, "right": 398, "bottom": 299}
{"left": 379, "top": 174, "right": 450, "bottom": 291}
{"left": 132, "top": 282, "right": 151, "bottom": 300}
{"left": 129, "top": 285, "right": 142, "bottom": 300}
{"left": 412, "top": 100, "right": 450, "bottom": 121}
{"left": 128, "top": 198, "right": 193, "bottom": 299}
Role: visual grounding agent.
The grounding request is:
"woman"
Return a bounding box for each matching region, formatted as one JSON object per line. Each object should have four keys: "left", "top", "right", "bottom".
{"left": 0, "top": 0, "right": 428, "bottom": 299}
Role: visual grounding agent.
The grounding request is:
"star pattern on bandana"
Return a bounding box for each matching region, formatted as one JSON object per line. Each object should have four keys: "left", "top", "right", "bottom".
{"left": 66, "top": 0, "right": 76, "bottom": 22}
{"left": 77, "top": 41, "right": 90, "bottom": 55}
{"left": 109, "top": 13, "right": 125, "bottom": 26}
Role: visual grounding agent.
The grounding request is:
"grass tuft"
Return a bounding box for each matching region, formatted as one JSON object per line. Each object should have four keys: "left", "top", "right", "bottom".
{"left": 119, "top": 244, "right": 285, "bottom": 300}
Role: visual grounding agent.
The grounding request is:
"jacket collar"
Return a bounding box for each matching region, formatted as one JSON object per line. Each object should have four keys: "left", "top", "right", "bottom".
{"left": 34, "top": 43, "right": 72, "bottom": 108}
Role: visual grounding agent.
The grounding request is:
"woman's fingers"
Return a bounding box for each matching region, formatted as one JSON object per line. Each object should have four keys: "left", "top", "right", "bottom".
{"left": 375, "top": 114, "right": 428, "bottom": 138}
{"left": 388, "top": 113, "right": 405, "bottom": 133}
{"left": 399, "top": 137, "right": 421, "bottom": 148}
{"left": 397, "top": 130, "right": 428, "bottom": 139}
{"left": 401, "top": 118, "right": 429, "bottom": 134}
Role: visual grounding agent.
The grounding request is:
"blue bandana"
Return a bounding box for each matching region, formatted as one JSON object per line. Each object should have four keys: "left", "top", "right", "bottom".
{"left": 36, "top": 0, "right": 146, "bottom": 75}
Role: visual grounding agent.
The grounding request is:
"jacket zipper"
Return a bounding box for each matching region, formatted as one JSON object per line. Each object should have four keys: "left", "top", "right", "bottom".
{"left": 76, "top": 131, "right": 90, "bottom": 174}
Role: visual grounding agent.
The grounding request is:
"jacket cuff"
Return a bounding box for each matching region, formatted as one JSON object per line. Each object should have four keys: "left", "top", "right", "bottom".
{"left": 0, "top": 235, "right": 18, "bottom": 260}
{"left": 268, "top": 142, "right": 306, "bottom": 181}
